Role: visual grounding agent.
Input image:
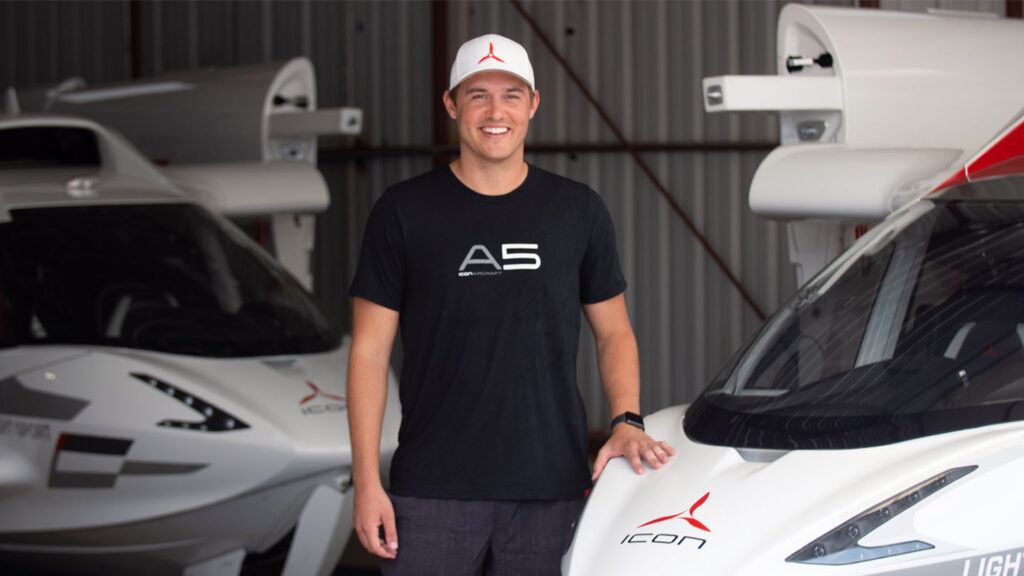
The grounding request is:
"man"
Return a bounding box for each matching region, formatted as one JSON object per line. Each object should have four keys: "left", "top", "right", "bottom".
{"left": 347, "top": 33, "right": 674, "bottom": 575}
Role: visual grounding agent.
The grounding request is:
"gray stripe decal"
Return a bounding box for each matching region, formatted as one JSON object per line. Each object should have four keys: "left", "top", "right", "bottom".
{"left": 875, "top": 547, "right": 1024, "bottom": 576}
{"left": 49, "top": 433, "right": 132, "bottom": 489}
{"left": 49, "top": 472, "right": 118, "bottom": 489}
{"left": 119, "top": 461, "right": 207, "bottom": 475}
{"left": 47, "top": 431, "right": 207, "bottom": 489}
{"left": 0, "top": 377, "right": 88, "bottom": 420}
{"left": 48, "top": 462, "right": 206, "bottom": 488}
{"left": 60, "top": 433, "right": 132, "bottom": 455}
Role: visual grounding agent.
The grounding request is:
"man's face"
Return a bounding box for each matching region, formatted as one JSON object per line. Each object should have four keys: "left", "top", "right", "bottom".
{"left": 443, "top": 70, "right": 540, "bottom": 166}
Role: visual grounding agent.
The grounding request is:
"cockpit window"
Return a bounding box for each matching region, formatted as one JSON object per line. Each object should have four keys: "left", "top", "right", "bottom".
{"left": 0, "top": 203, "right": 338, "bottom": 357}
{"left": 686, "top": 182, "right": 1024, "bottom": 449}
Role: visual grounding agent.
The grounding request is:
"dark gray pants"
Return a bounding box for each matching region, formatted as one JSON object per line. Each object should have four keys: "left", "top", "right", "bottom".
{"left": 380, "top": 495, "right": 584, "bottom": 576}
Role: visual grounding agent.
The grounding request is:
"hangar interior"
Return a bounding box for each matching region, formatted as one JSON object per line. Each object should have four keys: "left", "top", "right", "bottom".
{"left": 1, "top": 0, "right": 1017, "bottom": 431}
{"left": 2, "top": 1, "right": 1024, "bottom": 573}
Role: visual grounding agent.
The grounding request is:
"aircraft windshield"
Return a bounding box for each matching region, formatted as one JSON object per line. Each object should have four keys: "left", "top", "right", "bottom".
{"left": 0, "top": 203, "right": 338, "bottom": 357}
{"left": 686, "top": 180, "right": 1024, "bottom": 449}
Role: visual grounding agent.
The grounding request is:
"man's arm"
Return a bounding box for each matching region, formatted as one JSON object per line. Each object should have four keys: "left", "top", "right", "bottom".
{"left": 583, "top": 293, "right": 675, "bottom": 481}
{"left": 348, "top": 297, "right": 400, "bottom": 559}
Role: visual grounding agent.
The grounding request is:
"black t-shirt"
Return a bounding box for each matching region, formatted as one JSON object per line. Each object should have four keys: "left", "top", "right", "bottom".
{"left": 350, "top": 164, "right": 626, "bottom": 500}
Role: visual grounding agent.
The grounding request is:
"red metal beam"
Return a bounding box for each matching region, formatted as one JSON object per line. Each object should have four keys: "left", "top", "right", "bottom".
{"left": 508, "top": 0, "right": 767, "bottom": 321}
{"left": 432, "top": 0, "right": 453, "bottom": 167}
{"left": 1009, "top": 0, "right": 1023, "bottom": 18}
{"left": 130, "top": 0, "right": 143, "bottom": 79}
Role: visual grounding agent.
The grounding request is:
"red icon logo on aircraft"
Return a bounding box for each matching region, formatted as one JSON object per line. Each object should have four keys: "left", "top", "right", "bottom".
{"left": 637, "top": 492, "right": 711, "bottom": 533}
{"left": 478, "top": 42, "right": 505, "bottom": 64}
{"left": 300, "top": 381, "right": 345, "bottom": 406}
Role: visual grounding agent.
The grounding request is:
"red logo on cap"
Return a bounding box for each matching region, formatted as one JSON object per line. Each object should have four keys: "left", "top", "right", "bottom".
{"left": 637, "top": 492, "right": 711, "bottom": 532}
{"left": 478, "top": 42, "right": 505, "bottom": 64}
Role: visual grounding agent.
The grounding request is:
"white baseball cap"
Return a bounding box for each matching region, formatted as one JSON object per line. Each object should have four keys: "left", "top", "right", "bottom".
{"left": 449, "top": 34, "right": 535, "bottom": 92}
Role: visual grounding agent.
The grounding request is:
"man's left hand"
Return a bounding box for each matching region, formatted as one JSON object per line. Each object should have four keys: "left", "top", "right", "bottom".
{"left": 591, "top": 424, "right": 675, "bottom": 482}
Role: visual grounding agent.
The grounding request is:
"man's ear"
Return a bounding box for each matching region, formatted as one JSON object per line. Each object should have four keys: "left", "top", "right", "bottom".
{"left": 443, "top": 90, "right": 457, "bottom": 120}
{"left": 529, "top": 89, "right": 540, "bottom": 120}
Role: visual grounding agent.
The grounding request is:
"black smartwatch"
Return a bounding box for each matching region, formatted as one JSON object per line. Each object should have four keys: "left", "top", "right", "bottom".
{"left": 610, "top": 411, "right": 644, "bottom": 431}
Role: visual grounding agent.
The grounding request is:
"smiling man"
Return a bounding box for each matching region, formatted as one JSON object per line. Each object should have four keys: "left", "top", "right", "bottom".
{"left": 347, "top": 33, "right": 674, "bottom": 576}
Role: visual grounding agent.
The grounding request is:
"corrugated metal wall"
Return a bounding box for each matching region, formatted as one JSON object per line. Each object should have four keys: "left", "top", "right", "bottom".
{"left": 480, "top": 0, "right": 796, "bottom": 425}
{"left": 0, "top": 0, "right": 1010, "bottom": 429}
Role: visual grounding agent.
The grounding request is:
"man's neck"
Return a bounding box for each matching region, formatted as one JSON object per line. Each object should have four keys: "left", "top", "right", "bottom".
{"left": 450, "top": 156, "right": 529, "bottom": 197}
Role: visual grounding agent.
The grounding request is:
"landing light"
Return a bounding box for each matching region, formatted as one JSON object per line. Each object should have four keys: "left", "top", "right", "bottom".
{"left": 786, "top": 53, "right": 834, "bottom": 73}
{"left": 131, "top": 372, "right": 250, "bottom": 433}
{"left": 797, "top": 120, "right": 827, "bottom": 142}
{"left": 787, "top": 466, "right": 976, "bottom": 565}
{"left": 705, "top": 84, "right": 724, "bottom": 107}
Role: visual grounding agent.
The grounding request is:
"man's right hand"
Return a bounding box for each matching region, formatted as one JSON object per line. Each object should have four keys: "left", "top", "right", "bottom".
{"left": 348, "top": 298, "right": 401, "bottom": 559}
{"left": 353, "top": 483, "right": 399, "bottom": 559}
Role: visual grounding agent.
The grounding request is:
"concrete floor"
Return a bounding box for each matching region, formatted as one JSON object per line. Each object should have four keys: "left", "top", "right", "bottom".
{"left": 5, "top": 537, "right": 382, "bottom": 576}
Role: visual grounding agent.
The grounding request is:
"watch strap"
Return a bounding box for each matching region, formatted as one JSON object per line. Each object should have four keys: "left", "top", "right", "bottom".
{"left": 610, "top": 411, "right": 644, "bottom": 431}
